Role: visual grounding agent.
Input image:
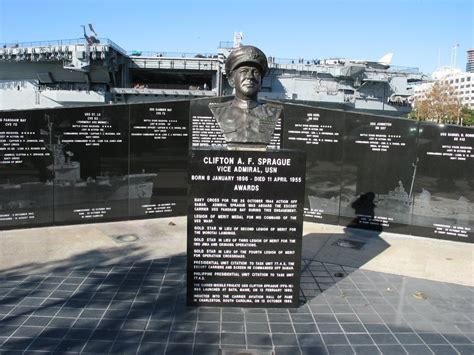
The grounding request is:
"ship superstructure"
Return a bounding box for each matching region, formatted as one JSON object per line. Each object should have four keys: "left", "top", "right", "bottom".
{"left": 0, "top": 34, "right": 426, "bottom": 115}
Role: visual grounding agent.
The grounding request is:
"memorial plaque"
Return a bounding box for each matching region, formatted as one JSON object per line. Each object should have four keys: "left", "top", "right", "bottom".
{"left": 411, "top": 123, "right": 473, "bottom": 242}
{"left": 190, "top": 97, "right": 230, "bottom": 148}
{"left": 190, "top": 97, "right": 282, "bottom": 149}
{"left": 187, "top": 149, "right": 305, "bottom": 307}
{"left": 0, "top": 109, "right": 53, "bottom": 229}
{"left": 49, "top": 105, "right": 129, "bottom": 224}
{"left": 339, "top": 113, "right": 418, "bottom": 234}
{"left": 283, "top": 104, "right": 344, "bottom": 225}
{"left": 129, "top": 101, "right": 189, "bottom": 218}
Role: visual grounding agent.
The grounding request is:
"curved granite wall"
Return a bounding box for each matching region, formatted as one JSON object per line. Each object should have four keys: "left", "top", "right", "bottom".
{"left": 0, "top": 99, "right": 472, "bottom": 243}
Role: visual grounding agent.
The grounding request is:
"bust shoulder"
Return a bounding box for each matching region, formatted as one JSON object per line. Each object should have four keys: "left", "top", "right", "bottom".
{"left": 262, "top": 101, "right": 283, "bottom": 110}
{"left": 260, "top": 101, "right": 283, "bottom": 117}
{"left": 262, "top": 100, "right": 283, "bottom": 108}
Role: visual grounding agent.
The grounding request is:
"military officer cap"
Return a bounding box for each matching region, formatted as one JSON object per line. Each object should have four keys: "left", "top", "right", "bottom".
{"left": 225, "top": 46, "right": 268, "bottom": 76}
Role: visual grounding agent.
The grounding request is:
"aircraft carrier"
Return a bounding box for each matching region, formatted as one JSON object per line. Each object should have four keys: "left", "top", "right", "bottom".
{"left": 0, "top": 30, "right": 426, "bottom": 115}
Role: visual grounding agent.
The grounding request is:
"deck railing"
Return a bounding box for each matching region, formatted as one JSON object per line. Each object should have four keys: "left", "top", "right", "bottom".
{"left": 0, "top": 38, "right": 420, "bottom": 74}
{"left": 0, "top": 38, "right": 127, "bottom": 55}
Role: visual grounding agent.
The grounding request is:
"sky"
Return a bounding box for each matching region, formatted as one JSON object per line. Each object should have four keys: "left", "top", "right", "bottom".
{"left": 0, "top": 0, "right": 472, "bottom": 74}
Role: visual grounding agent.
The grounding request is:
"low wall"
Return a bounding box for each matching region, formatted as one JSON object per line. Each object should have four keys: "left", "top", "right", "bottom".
{"left": 0, "top": 99, "right": 472, "bottom": 243}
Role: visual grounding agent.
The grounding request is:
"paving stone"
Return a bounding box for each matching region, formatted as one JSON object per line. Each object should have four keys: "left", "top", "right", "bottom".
{"left": 0, "top": 256, "right": 471, "bottom": 353}
{"left": 246, "top": 322, "right": 270, "bottom": 333}
{"left": 247, "top": 333, "right": 273, "bottom": 347}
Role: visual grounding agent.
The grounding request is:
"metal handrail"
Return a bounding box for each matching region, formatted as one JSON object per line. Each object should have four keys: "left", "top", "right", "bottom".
{"left": 0, "top": 37, "right": 127, "bottom": 55}
{"left": 0, "top": 38, "right": 84, "bottom": 48}
{"left": 0, "top": 38, "right": 421, "bottom": 74}
{"left": 129, "top": 57, "right": 219, "bottom": 71}
{"left": 103, "top": 39, "right": 127, "bottom": 55}
{"left": 388, "top": 65, "right": 420, "bottom": 73}
{"left": 128, "top": 50, "right": 218, "bottom": 58}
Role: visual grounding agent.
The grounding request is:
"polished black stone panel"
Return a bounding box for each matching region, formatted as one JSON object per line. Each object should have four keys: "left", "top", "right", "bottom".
{"left": 187, "top": 149, "right": 306, "bottom": 307}
{"left": 0, "top": 110, "right": 54, "bottom": 228}
{"left": 1, "top": 100, "right": 474, "bottom": 244}
{"left": 339, "top": 113, "right": 419, "bottom": 234}
{"left": 190, "top": 97, "right": 230, "bottom": 148}
{"left": 282, "top": 104, "right": 344, "bottom": 225}
{"left": 48, "top": 105, "right": 130, "bottom": 224}
{"left": 411, "top": 123, "right": 474, "bottom": 242}
{"left": 263, "top": 99, "right": 283, "bottom": 150}
{"left": 129, "top": 101, "right": 189, "bottom": 218}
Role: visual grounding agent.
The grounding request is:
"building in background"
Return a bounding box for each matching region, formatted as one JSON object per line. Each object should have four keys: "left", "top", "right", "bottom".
{"left": 467, "top": 49, "right": 474, "bottom": 73}
{"left": 413, "top": 67, "right": 474, "bottom": 109}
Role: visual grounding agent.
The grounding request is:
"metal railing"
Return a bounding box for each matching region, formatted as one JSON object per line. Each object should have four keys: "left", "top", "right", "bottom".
{"left": 111, "top": 88, "right": 216, "bottom": 96}
{"left": 0, "top": 38, "right": 85, "bottom": 48}
{"left": 0, "top": 80, "right": 30, "bottom": 89}
{"left": 388, "top": 65, "right": 420, "bottom": 73}
{"left": 130, "top": 57, "right": 220, "bottom": 71}
{"left": 103, "top": 39, "right": 127, "bottom": 55}
{"left": 0, "top": 38, "right": 127, "bottom": 55}
{"left": 0, "top": 38, "right": 422, "bottom": 74}
{"left": 128, "top": 50, "right": 218, "bottom": 58}
{"left": 269, "top": 57, "right": 320, "bottom": 65}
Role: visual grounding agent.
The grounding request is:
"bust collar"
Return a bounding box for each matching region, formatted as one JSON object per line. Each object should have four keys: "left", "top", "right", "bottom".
{"left": 231, "top": 97, "right": 259, "bottom": 110}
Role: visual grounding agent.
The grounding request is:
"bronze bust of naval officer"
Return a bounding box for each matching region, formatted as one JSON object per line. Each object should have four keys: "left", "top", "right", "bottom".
{"left": 209, "top": 46, "right": 282, "bottom": 149}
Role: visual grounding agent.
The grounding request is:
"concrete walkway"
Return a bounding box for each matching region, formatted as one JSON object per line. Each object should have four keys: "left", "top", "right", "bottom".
{"left": 1, "top": 218, "right": 472, "bottom": 286}
{"left": 0, "top": 219, "right": 473, "bottom": 355}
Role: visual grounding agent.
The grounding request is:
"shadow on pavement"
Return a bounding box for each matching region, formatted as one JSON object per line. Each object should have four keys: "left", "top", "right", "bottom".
{"left": 0, "top": 230, "right": 472, "bottom": 355}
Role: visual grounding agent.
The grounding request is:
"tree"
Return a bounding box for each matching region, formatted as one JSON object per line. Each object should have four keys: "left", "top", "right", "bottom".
{"left": 410, "top": 81, "right": 465, "bottom": 125}
{"left": 460, "top": 106, "right": 474, "bottom": 126}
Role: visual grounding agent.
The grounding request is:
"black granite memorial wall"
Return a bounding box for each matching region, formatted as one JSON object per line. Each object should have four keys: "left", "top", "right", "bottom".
{"left": 282, "top": 104, "right": 344, "bottom": 225}
{"left": 0, "top": 110, "right": 53, "bottom": 229}
{"left": 0, "top": 99, "right": 472, "bottom": 243}
{"left": 47, "top": 105, "right": 130, "bottom": 224}
{"left": 411, "top": 123, "right": 473, "bottom": 241}
{"left": 339, "top": 112, "right": 419, "bottom": 235}
{"left": 129, "top": 101, "right": 189, "bottom": 218}
{"left": 190, "top": 97, "right": 230, "bottom": 148}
